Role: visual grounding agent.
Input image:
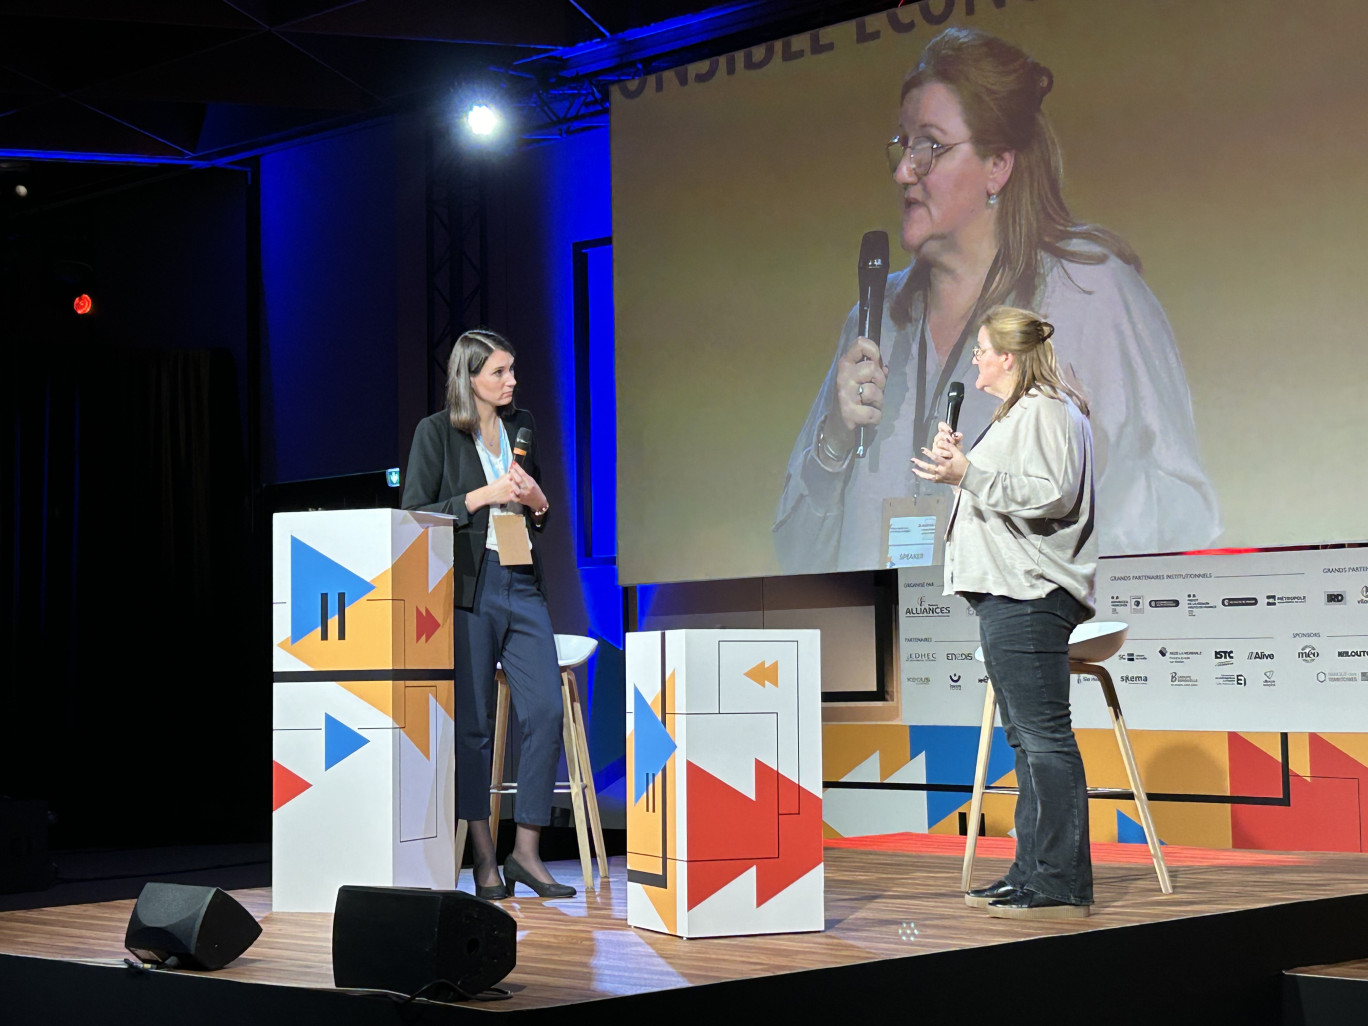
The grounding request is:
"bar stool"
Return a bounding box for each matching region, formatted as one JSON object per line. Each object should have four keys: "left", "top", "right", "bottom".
{"left": 960, "top": 620, "right": 1173, "bottom": 895}
{"left": 455, "top": 634, "right": 609, "bottom": 892}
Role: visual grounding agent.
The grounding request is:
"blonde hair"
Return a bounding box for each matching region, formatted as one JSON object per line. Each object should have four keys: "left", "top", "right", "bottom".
{"left": 979, "top": 305, "right": 1089, "bottom": 421}
{"left": 445, "top": 328, "right": 517, "bottom": 433}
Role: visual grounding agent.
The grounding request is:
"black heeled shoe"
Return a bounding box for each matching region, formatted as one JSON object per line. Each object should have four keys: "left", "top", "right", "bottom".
{"left": 503, "top": 853, "right": 576, "bottom": 898}
{"left": 472, "top": 863, "right": 508, "bottom": 901}
{"left": 964, "top": 878, "right": 1018, "bottom": 909}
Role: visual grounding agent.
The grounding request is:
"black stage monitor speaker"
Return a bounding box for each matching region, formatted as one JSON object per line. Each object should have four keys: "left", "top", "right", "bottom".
{"left": 124, "top": 882, "right": 262, "bottom": 970}
{"left": 332, "top": 885, "right": 516, "bottom": 999}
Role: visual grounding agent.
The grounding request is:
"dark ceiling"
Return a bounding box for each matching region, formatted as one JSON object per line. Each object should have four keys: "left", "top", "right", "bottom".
{"left": 0, "top": 0, "right": 895, "bottom": 163}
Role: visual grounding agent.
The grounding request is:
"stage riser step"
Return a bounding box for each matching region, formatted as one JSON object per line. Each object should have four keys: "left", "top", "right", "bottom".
{"left": 1285, "top": 973, "right": 1368, "bottom": 1026}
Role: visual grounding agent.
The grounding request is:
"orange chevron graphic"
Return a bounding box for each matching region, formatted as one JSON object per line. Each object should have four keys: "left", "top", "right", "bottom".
{"left": 744, "top": 660, "right": 779, "bottom": 688}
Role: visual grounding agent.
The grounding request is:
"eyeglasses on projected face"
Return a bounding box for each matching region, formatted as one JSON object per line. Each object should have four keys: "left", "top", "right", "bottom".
{"left": 885, "top": 134, "right": 969, "bottom": 177}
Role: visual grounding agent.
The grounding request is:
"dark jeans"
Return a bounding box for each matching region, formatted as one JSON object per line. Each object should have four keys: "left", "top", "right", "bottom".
{"left": 452, "top": 557, "right": 563, "bottom": 826}
{"left": 968, "top": 588, "right": 1093, "bottom": 905}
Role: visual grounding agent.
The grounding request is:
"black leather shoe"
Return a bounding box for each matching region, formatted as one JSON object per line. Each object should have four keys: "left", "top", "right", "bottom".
{"left": 503, "top": 853, "right": 576, "bottom": 899}
{"left": 472, "top": 863, "right": 508, "bottom": 901}
{"left": 475, "top": 879, "right": 508, "bottom": 901}
{"left": 964, "top": 878, "right": 1018, "bottom": 909}
{"left": 986, "top": 888, "right": 1090, "bottom": 920}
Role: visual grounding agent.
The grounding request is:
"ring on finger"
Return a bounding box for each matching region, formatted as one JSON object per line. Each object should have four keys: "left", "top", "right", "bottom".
{"left": 857, "top": 384, "right": 865, "bottom": 399}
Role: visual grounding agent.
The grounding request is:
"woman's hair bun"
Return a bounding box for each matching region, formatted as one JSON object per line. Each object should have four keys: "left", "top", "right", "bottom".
{"left": 1033, "top": 63, "right": 1054, "bottom": 105}
{"left": 1036, "top": 320, "right": 1055, "bottom": 344}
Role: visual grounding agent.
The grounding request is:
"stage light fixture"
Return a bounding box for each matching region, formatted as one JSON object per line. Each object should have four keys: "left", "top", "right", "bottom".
{"left": 466, "top": 104, "right": 499, "bottom": 137}
{"left": 73, "top": 294, "right": 93, "bottom": 315}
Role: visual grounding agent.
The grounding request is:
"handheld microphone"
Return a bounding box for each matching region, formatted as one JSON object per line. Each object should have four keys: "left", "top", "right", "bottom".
{"left": 512, "top": 427, "right": 533, "bottom": 468}
{"left": 854, "top": 230, "right": 889, "bottom": 459}
{"left": 946, "top": 381, "right": 965, "bottom": 434}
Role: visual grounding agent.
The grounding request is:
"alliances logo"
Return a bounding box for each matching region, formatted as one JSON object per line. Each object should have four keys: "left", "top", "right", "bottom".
{"left": 903, "top": 598, "right": 952, "bottom": 617}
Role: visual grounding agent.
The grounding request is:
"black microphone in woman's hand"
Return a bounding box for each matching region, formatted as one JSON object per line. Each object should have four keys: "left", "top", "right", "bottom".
{"left": 513, "top": 428, "right": 533, "bottom": 468}
{"left": 855, "top": 230, "right": 889, "bottom": 459}
{"left": 946, "top": 381, "right": 965, "bottom": 434}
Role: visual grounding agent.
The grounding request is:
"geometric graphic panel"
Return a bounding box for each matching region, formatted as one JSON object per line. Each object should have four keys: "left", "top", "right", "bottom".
{"left": 633, "top": 685, "right": 676, "bottom": 803}
{"left": 908, "top": 724, "right": 1015, "bottom": 830}
{"left": 272, "top": 760, "right": 312, "bottom": 811}
{"left": 324, "top": 712, "right": 371, "bottom": 770}
{"left": 289, "top": 535, "right": 376, "bottom": 643}
{"left": 627, "top": 629, "right": 822, "bottom": 937}
{"left": 1230, "top": 733, "right": 1365, "bottom": 853}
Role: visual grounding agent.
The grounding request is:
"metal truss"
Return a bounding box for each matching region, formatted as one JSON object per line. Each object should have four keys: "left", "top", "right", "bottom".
{"left": 424, "top": 123, "right": 489, "bottom": 415}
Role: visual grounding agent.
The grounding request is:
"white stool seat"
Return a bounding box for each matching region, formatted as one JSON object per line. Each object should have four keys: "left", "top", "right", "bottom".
{"left": 1067, "top": 621, "right": 1127, "bottom": 663}
{"left": 555, "top": 633, "right": 598, "bottom": 669}
{"left": 973, "top": 621, "right": 1128, "bottom": 665}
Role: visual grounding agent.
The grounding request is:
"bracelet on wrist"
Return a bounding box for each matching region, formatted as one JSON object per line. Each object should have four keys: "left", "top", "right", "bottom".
{"left": 814, "top": 424, "right": 854, "bottom": 472}
{"left": 532, "top": 503, "right": 549, "bottom": 517}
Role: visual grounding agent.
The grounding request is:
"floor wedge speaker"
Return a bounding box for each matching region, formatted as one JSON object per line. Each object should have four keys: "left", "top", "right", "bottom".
{"left": 124, "top": 882, "right": 262, "bottom": 970}
{"left": 333, "top": 885, "right": 516, "bottom": 999}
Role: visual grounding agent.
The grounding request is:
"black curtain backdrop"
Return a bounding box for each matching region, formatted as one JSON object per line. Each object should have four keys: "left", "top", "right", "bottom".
{"left": 3, "top": 344, "right": 263, "bottom": 848}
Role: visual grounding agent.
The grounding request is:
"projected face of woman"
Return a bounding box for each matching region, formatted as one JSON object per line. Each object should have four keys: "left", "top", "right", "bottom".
{"left": 894, "top": 82, "right": 1006, "bottom": 260}
{"left": 472, "top": 349, "right": 516, "bottom": 410}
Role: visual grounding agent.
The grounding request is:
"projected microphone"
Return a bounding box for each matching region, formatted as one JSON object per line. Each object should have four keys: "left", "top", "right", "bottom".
{"left": 854, "top": 230, "right": 889, "bottom": 459}
{"left": 945, "top": 381, "right": 965, "bottom": 434}
{"left": 512, "top": 427, "right": 533, "bottom": 468}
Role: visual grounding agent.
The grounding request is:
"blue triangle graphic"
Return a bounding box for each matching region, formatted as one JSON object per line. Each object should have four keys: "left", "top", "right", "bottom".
{"left": 290, "top": 536, "right": 376, "bottom": 643}
{"left": 908, "top": 725, "right": 1015, "bottom": 829}
{"left": 324, "top": 713, "right": 371, "bottom": 770}
{"left": 1116, "top": 808, "right": 1162, "bottom": 845}
{"left": 633, "top": 686, "right": 676, "bottom": 804}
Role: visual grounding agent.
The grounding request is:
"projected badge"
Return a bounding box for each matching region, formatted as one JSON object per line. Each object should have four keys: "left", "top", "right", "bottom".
{"left": 882, "top": 494, "right": 948, "bottom": 569}
{"left": 886, "top": 515, "right": 936, "bottom": 568}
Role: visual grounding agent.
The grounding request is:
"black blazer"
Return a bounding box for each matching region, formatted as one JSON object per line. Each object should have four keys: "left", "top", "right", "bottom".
{"left": 401, "top": 408, "right": 548, "bottom": 610}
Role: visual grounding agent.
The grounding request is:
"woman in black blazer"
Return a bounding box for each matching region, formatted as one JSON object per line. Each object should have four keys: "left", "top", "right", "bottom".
{"left": 402, "top": 328, "right": 573, "bottom": 900}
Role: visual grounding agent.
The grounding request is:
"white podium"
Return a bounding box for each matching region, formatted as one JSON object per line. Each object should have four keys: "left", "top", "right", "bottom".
{"left": 625, "top": 629, "right": 823, "bottom": 938}
{"left": 271, "top": 509, "right": 456, "bottom": 912}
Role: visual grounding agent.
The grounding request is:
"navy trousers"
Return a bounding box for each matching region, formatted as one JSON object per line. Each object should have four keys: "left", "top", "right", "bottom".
{"left": 452, "top": 557, "right": 563, "bottom": 826}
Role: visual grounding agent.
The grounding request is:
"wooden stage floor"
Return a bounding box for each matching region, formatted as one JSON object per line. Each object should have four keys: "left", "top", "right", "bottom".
{"left": 5, "top": 841, "right": 1368, "bottom": 1020}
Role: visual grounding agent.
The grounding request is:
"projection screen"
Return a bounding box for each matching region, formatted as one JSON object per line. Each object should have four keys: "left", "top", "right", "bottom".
{"left": 612, "top": 0, "right": 1368, "bottom": 585}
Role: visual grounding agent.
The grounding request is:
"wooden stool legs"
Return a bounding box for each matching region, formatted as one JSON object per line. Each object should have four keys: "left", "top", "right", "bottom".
{"left": 960, "top": 661, "right": 1173, "bottom": 895}
{"left": 454, "top": 668, "right": 608, "bottom": 892}
{"left": 1091, "top": 662, "right": 1172, "bottom": 894}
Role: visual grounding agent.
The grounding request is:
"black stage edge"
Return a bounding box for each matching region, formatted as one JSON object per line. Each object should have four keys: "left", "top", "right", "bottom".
{"left": 1285, "top": 971, "right": 1368, "bottom": 1026}
{"left": 6, "top": 892, "right": 1368, "bottom": 1024}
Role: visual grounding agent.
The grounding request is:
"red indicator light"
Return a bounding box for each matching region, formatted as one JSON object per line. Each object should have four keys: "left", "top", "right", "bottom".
{"left": 73, "top": 294, "right": 92, "bottom": 315}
